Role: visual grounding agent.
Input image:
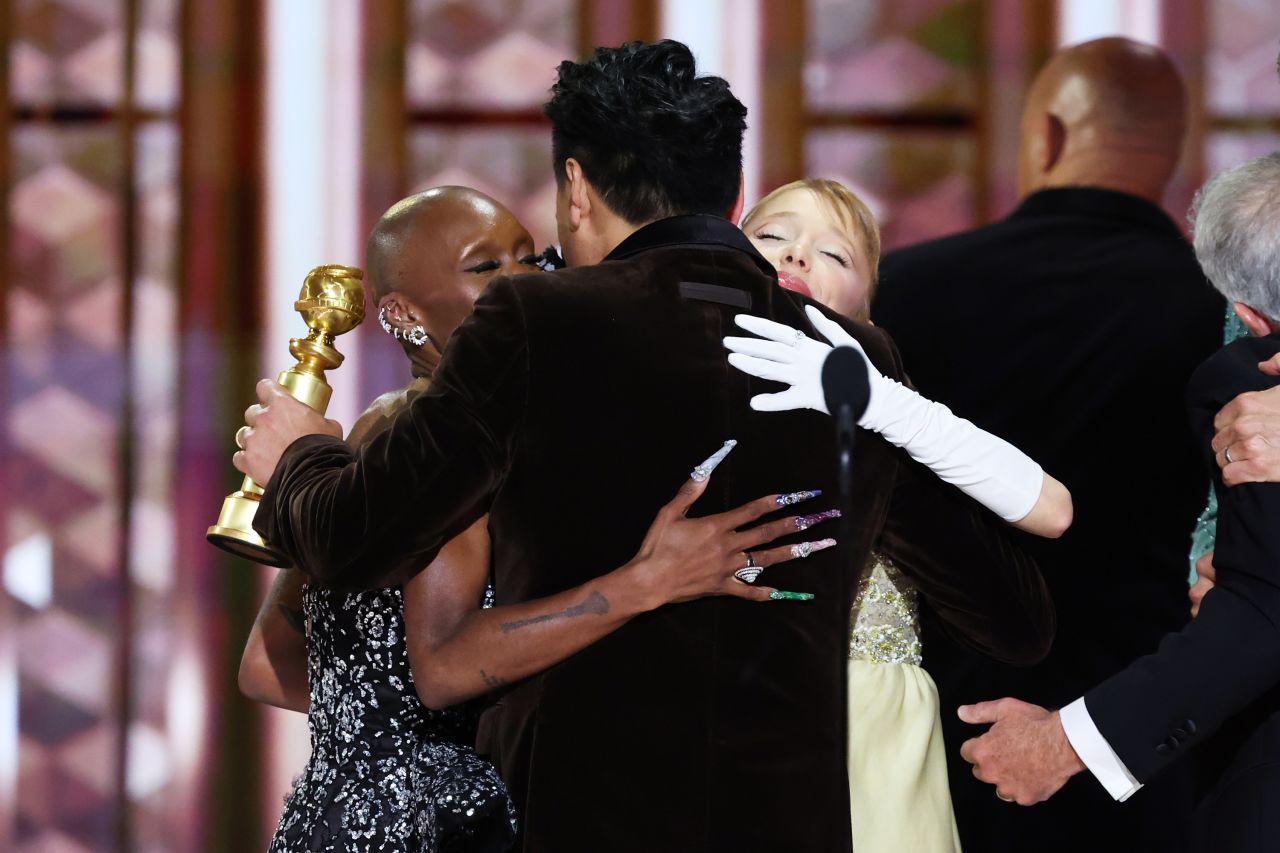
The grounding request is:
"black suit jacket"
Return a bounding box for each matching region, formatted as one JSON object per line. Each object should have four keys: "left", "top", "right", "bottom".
{"left": 1087, "top": 334, "right": 1280, "bottom": 796}
{"left": 873, "top": 188, "right": 1225, "bottom": 851}
{"left": 256, "top": 215, "right": 1051, "bottom": 853}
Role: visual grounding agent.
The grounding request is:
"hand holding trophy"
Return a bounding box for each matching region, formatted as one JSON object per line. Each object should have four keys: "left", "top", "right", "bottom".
{"left": 207, "top": 264, "right": 365, "bottom": 567}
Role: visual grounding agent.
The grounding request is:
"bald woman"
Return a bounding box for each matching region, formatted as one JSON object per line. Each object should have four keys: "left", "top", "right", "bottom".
{"left": 238, "top": 188, "right": 828, "bottom": 851}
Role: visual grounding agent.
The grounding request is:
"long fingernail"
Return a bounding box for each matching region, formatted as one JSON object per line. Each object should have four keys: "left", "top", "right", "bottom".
{"left": 790, "top": 538, "right": 837, "bottom": 559}
{"left": 770, "top": 590, "right": 815, "bottom": 601}
{"left": 691, "top": 440, "right": 737, "bottom": 482}
{"left": 795, "top": 509, "right": 841, "bottom": 531}
{"left": 777, "top": 489, "right": 822, "bottom": 507}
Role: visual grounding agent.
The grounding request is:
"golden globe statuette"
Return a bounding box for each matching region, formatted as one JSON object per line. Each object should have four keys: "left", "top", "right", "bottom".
{"left": 207, "top": 264, "right": 366, "bottom": 567}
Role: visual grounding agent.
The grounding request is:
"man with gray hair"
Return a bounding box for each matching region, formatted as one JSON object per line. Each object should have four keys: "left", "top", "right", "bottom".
{"left": 958, "top": 151, "right": 1280, "bottom": 853}
{"left": 1210, "top": 153, "right": 1280, "bottom": 487}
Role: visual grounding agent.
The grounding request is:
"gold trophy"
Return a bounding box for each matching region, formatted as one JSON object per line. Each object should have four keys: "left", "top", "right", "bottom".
{"left": 207, "top": 264, "right": 366, "bottom": 567}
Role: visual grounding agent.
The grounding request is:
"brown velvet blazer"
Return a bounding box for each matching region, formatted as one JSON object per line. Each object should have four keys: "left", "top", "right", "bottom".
{"left": 257, "top": 215, "right": 1052, "bottom": 853}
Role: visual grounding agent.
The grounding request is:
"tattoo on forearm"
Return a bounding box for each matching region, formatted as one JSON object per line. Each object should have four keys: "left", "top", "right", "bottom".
{"left": 480, "top": 669, "right": 506, "bottom": 689}
{"left": 498, "top": 591, "right": 610, "bottom": 634}
{"left": 278, "top": 604, "right": 307, "bottom": 636}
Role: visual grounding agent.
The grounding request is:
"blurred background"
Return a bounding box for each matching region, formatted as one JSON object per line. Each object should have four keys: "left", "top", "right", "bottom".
{"left": 2, "top": 0, "right": 1278, "bottom": 849}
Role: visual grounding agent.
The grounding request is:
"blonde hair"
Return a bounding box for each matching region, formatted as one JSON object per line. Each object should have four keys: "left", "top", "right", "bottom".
{"left": 742, "top": 178, "right": 882, "bottom": 286}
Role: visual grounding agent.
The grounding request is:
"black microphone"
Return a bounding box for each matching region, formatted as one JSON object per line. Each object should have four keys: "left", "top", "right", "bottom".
{"left": 822, "top": 346, "right": 872, "bottom": 533}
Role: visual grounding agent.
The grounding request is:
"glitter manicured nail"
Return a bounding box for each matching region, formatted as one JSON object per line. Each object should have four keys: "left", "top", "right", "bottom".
{"left": 691, "top": 440, "right": 738, "bottom": 482}
{"left": 777, "top": 489, "right": 822, "bottom": 507}
{"left": 769, "top": 590, "right": 816, "bottom": 601}
{"left": 790, "top": 538, "right": 837, "bottom": 559}
{"left": 795, "top": 509, "right": 841, "bottom": 531}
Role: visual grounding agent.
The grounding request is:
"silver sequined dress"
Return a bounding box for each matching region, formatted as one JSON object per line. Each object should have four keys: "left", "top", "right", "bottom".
{"left": 268, "top": 586, "right": 516, "bottom": 852}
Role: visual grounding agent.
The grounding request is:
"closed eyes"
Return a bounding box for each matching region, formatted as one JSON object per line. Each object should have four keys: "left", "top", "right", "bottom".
{"left": 756, "top": 231, "right": 850, "bottom": 267}
{"left": 465, "top": 252, "right": 543, "bottom": 274}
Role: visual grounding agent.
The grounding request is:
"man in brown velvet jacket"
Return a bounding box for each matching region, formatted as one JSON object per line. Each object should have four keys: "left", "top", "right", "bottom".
{"left": 237, "top": 40, "right": 1052, "bottom": 853}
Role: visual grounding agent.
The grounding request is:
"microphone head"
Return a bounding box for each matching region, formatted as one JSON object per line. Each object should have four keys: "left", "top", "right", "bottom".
{"left": 822, "top": 346, "right": 871, "bottom": 421}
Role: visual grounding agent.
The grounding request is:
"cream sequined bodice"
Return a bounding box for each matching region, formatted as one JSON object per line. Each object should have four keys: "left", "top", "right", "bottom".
{"left": 849, "top": 554, "right": 922, "bottom": 666}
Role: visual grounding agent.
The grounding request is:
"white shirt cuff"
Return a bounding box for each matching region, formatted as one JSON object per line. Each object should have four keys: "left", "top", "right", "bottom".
{"left": 1060, "top": 697, "right": 1142, "bottom": 802}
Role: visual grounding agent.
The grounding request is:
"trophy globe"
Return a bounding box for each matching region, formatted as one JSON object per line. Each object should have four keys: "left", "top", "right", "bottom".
{"left": 207, "top": 264, "right": 365, "bottom": 567}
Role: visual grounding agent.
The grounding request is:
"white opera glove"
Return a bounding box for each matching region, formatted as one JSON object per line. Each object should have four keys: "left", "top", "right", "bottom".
{"left": 723, "top": 305, "right": 1044, "bottom": 523}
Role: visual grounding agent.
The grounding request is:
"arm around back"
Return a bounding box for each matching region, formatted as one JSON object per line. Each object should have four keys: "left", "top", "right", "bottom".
{"left": 1085, "top": 477, "right": 1280, "bottom": 782}
{"left": 1086, "top": 345, "right": 1280, "bottom": 782}
{"left": 238, "top": 568, "right": 310, "bottom": 713}
{"left": 862, "top": 320, "right": 1055, "bottom": 665}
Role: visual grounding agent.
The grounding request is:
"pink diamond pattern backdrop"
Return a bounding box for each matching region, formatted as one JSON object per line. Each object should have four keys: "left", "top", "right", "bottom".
{"left": 806, "top": 129, "right": 977, "bottom": 251}
{"left": 803, "top": 0, "right": 982, "bottom": 250}
{"left": 371, "top": 1, "right": 574, "bottom": 400}
{"left": 407, "top": 0, "right": 576, "bottom": 109}
{"left": 134, "top": 0, "right": 180, "bottom": 111}
{"left": 409, "top": 126, "right": 559, "bottom": 248}
{"left": 1207, "top": 131, "right": 1280, "bottom": 175}
{"left": 7, "top": 0, "right": 182, "bottom": 849}
{"left": 12, "top": 0, "right": 126, "bottom": 107}
{"left": 9, "top": 124, "right": 126, "bottom": 851}
{"left": 806, "top": 0, "right": 979, "bottom": 111}
{"left": 1207, "top": 0, "right": 1280, "bottom": 114}
{"left": 127, "top": 122, "right": 180, "bottom": 852}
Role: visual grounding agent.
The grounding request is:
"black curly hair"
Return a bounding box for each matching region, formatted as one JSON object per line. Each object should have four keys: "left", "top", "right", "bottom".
{"left": 543, "top": 40, "right": 747, "bottom": 225}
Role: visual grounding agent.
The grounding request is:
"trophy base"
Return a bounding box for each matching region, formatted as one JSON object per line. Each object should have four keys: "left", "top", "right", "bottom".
{"left": 207, "top": 489, "right": 292, "bottom": 568}
{"left": 207, "top": 525, "right": 292, "bottom": 568}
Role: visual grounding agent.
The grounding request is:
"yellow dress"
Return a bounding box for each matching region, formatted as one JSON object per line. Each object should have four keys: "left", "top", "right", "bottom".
{"left": 847, "top": 555, "right": 962, "bottom": 852}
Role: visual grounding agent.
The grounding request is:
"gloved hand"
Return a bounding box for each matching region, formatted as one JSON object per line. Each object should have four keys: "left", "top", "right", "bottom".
{"left": 724, "top": 305, "right": 885, "bottom": 419}
{"left": 724, "top": 306, "right": 1044, "bottom": 523}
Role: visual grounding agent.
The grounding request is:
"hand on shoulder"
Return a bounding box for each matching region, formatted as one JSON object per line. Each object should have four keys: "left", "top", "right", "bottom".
{"left": 1212, "top": 383, "right": 1280, "bottom": 486}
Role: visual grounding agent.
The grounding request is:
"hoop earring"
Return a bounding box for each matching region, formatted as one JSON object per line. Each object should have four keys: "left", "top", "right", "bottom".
{"left": 405, "top": 326, "right": 429, "bottom": 348}
{"left": 378, "top": 306, "right": 429, "bottom": 349}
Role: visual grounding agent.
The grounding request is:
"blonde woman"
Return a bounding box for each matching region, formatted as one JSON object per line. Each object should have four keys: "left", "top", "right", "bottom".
{"left": 734, "top": 179, "right": 1072, "bottom": 852}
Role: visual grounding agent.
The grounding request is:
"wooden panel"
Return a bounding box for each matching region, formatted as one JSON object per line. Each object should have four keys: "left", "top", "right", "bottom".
{"left": 176, "top": 1, "right": 265, "bottom": 849}
{"left": 760, "top": 0, "right": 806, "bottom": 191}
{"left": 579, "top": 0, "right": 658, "bottom": 57}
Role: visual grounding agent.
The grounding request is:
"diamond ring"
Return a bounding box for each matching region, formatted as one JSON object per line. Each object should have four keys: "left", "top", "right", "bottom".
{"left": 734, "top": 553, "right": 762, "bottom": 584}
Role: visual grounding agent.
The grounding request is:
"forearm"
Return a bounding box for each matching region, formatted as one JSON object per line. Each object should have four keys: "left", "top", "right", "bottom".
{"left": 255, "top": 435, "right": 367, "bottom": 584}
{"left": 1010, "top": 473, "right": 1073, "bottom": 539}
{"left": 726, "top": 309, "right": 1059, "bottom": 531}
{"left": 239, "top": 569, "right": 310, "bottom": 713}
{"left": 412, "top": 562, "right": 662, "bottom": 708}
{"left": 255, "top": 280, "right": 528, "bottom": 587}
{"left": 258, "top": 428, "right": 499, "bottom": 588}
{"left": 1093, "top": 430, "right": 1280, "bottom": 775}
{"left": 1087, "top": 573, "right": 1280, "bottom": 782}
{"left": 869, "top": 378, "right": 1057, "bottom": 530}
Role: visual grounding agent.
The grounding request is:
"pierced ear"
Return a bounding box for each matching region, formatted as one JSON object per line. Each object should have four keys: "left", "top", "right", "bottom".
{"left": 1044, "top": 113, "right": 1066, "bottom": 173}
{"left": 1233, "top": 302, "right": 1277, "bottom": 337}
{"left": 377, "top": 293, "right": 420, "bottom": 330}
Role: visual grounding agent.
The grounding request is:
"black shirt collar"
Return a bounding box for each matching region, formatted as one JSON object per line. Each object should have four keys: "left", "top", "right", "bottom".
{"left": 604, "top": 214, "right": 774, "bottom": 275}
{"left": 1010, "top": 187, "right": 1184, "bottom": 239}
